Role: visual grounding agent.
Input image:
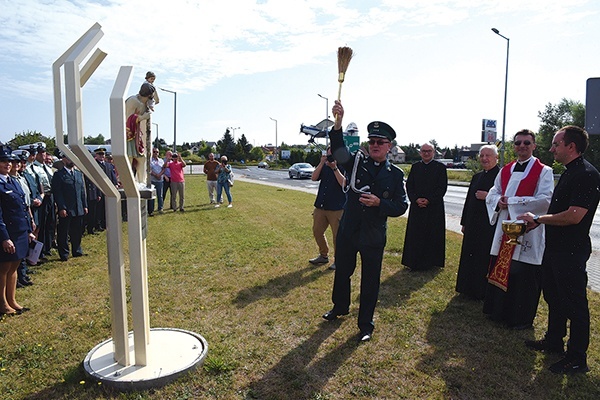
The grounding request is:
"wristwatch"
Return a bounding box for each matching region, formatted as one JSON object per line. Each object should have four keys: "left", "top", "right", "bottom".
{"left": 533, "top": 215, "right": 541, "bottom": 225}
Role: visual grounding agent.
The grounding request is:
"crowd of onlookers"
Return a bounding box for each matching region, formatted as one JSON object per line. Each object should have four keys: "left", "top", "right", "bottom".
{"left": 0, "top": 142, "right": 189, "bottom": 318}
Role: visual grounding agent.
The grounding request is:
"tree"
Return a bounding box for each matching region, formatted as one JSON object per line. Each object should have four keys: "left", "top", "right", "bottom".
{"left": 216, "top": 128, "right": 235, "bottom": 159}
{"left": 8, "top": 130, "right": 54, "bottom": 151}
{"left": 289, "top": 149, "right": 305, "bottom": 164}
{"left": 84, "top": 134, "right": 106, "bottom": 145}
{"left": 536, "top": 98, "right": 585, "bottom": 167}
{"left": 249, "top": 147, "right": 264, "bottom": 161}
{"left": 236, "top": 134, "right": 252, "bottom": 160}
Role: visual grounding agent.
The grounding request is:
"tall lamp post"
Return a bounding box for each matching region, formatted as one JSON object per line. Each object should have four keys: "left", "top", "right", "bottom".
{"left": 228, "top": 126, "right": 240, "bottom": 141}
{"left": 317, "top": 93, "right": 329, "bottom": 145}
{"left": 269, "top": 117, "right": 278, "bottom": 161}
{"left": 152, "top": 122, "right": 159, "bottom": 148}
{"left": 158, "top": 87, "right": 177, "bottom": 152}
{"left": 492, "top": 28, "right": 509, "bottom": 166}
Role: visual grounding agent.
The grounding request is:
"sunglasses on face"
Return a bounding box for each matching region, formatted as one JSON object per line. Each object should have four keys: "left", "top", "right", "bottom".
{"left": 514, "top": 140, "right": 532, "bottom": 146}
{"left": 368, "top": 139, "right": 390, "bottom": 146}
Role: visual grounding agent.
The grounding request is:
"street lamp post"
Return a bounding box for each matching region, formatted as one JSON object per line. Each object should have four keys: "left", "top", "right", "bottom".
{"left": 228, "top": 126, "right": 240, "bottom": 141}
{"left": 152, "top": 122, "right": 158, "bottom": 148}
{"left": 317, "top": 93, "right": 329, "bottom": 145}
{"left": 492, "top": 28, "right": 509, "bottom": 166}
{"left": 158, "top": 87, "right": 177, "bottom": 152}
{"left": 269, "top": 117, "right": 278, "bottom": 161}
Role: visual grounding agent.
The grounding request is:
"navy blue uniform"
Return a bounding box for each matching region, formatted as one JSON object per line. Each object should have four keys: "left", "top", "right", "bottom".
{"left": 329, "top": 128, "right": 408, "bottom": 334}
{"left": 52, "top": 167, "right": 87, "bottom": 260}
{"left": 0, "top": 177, "right": 31, "bottom": 261}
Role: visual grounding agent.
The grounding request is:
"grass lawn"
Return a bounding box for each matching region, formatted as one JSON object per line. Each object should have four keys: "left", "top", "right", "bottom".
{"left": 1, "top": 174, "right": 599, "bottom": 399}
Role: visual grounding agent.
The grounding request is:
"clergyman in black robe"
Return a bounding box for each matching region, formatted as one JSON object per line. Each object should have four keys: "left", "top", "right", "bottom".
{"left": 401, "top": 143, "right": 448, "bottom": 271}
{"left": 455, "top": 145, "right": 500, "bottom": 299}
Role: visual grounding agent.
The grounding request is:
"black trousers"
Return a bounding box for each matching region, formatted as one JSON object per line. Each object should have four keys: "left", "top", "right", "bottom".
{"left": 57, "top": 214, "right": 84, "bottom": 259}
{"left": 39, "top": 194, "right": 55, "bottom": 254}
{"left": 542, "top": 252, "right": 590, "bottom": 358}
{"left": 331, "top": 228, "right": 384, "bottom": 334}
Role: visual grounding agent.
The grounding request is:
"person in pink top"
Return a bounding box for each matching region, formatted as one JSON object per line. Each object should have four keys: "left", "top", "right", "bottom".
{"left": 167, "top": 153, "right": 186, "bottom": 212}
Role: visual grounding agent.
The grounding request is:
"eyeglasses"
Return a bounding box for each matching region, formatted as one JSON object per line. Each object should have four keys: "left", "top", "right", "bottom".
{"left": 514, "top": 140, "right": 532, "bottom": 146}
{"left": 420, "top": 149, "right": 433, "bottom": 153}
{"left": 368, "top": 139, "right": 390, "bottom": 146}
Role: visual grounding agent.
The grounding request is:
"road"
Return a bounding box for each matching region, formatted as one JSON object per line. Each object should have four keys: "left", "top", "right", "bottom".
{"left": 217, "top": 166, "right": 600, "bottom": 292}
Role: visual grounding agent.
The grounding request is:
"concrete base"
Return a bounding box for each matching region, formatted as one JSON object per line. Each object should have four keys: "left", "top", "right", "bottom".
{"left": 83, "top": 328, "right": 208, "bottom": 391}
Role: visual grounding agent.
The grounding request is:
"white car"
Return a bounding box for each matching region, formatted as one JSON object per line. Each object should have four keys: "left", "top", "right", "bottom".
{"left": 288, "top": 163, "right": 315, "bottom": 179}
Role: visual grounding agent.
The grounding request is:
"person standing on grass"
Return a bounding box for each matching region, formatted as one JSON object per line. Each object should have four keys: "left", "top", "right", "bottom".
{"left": 215, "top": 156, "right": 233, "bottom": 208}
{"left": 148, "top": 148, "right": 165, "bottom": 216}
{"left": 483, "top": 129, "right": 553, "bottom": 330}
{"left": 322, "top": 100, "right": 408, "bottom": 343}
{"left": 0, "top": 146, "right": 34, "bottom": 316}
{"left": 167, "top": 152, "right": 186, "bottom": 212}
{"left": 520, "top": 125, "right": 600, "bottom": 374}
{"left": 401, "top": 142, "right": 448, "bottom": 271}
{"left": 52, "top": 155, "right": 88, "bottom": 262}
{"left": 204, "top": 153, "right": 220, "bottom": 204}
{"left": 162, "top": 150, "right": 172, "bottom": 208}
{"left": 455, "top": 145, "right": 500, "bottom": 300}
{"left": 309, "top": 146, "right": 346, "bottom": 270}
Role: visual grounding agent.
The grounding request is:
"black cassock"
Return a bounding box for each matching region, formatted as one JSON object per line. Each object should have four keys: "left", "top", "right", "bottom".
{"left": 402, "top": 160, "right": 448, "bottom": 270}
{"left": 455, "top": 165, "right": 500, "bottom": 299}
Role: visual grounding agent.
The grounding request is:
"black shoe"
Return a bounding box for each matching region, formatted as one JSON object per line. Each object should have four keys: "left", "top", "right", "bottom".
{"left": 549, "top": 354, "right": 589, "bottom": 374}
{"left": 322, "top": 309, "right": 349, "bottom": 321}
{"left": 16, "top": 280, "right": 25, "bottom": 288}
{"left": 359, "top": 331, "right": 372, "bottom": 342}
{"left": 18, "top": 278, "right": 33, "bottom": 287}
{"left": 60, "top": 257, "right": 68, "bottom": 262}
{"left": 15, "top": 307, "right": 30, "bottom": 315}
{"left": 525, "top": 338, "right": 564, "bottom": 354}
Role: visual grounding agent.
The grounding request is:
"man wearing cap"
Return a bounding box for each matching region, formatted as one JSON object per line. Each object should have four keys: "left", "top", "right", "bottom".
{"left": 401, "top": 143, "right": 448, "bottom": 271}
{"left": 29, "top": 144, "right": 55, "bottom": 258}
{"left": 322, "top": 100, "right": 408, "bottom": 342}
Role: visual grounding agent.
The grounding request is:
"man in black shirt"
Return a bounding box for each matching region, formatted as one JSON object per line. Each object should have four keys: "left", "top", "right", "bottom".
{"left": 519, "top": 125, "right": 600, "bottom": 374}
{"left": 309, "top": 147, "right": 346, "bottom": 270}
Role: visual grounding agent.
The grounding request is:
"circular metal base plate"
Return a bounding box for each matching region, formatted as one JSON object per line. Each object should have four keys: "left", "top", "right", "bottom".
{"left": 83, "top": 328, "right": 208, "bottom": 391}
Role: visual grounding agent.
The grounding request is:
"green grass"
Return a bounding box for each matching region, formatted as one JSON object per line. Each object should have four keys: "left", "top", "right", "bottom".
{"left": 1, "top": 174, "right": 599, "bottom": 399}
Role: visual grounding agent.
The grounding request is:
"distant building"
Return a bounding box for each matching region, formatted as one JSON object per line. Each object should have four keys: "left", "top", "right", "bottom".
{"left": 389, "top": 145, "right": 405, "bottom": 163}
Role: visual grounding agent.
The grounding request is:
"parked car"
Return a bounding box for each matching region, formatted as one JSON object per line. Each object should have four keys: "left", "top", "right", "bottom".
{"left": 258, "top": 161, "right": 269, "bottom": 168}
{"left": 288, "top": 163, "right": 315, "bottom": 179}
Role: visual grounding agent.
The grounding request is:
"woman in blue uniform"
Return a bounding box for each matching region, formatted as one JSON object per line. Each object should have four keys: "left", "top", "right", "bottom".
{"left": 0, "top": 146, "right": 34, "bottom": 316}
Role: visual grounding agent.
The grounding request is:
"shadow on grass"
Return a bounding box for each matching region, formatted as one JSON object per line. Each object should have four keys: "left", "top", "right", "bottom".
{"left": 246, "top": 320, "right": 358, "bottom": 399}
{"left": 378, "top": 265, "right": 443, "bottom": 310}
{"left": 233, "top": 265, "right": 324, "bottom": 308}
{"left": 415, "top": 295, "right": 600, "bottom": 399}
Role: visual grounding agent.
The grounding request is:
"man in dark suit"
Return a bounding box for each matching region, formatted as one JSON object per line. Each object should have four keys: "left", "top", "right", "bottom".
{"left": 94, "top": 148, "right": 118, "bottom": 230}
{"left": 51, "top": 156, "right": 87, "bottom": 261}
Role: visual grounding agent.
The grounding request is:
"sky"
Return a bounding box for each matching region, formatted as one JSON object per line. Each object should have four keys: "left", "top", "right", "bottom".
{"left": 1, "top": 0, "right": 599, "bottom": 151}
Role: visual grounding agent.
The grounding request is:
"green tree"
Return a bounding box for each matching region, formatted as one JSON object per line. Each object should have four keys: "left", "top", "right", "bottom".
{"left": 289, "top": 149, "right": 305, "bottom": 164}
{"left": 401, "top": 143, "right": 420, "bottom": 163}
{"left": 84, "top": 134, "right": 106, "bottom": 145}
{"left": 236, "top": 134, "right": 252, "bottom": 160}
{"left": 217, "top": 128, "right": 235, "bottom": 159}
{"left": 536, "top": 98, "right": 585, "bottom": 167}
{"left": 8, "top": 130, "right": 54, "bottom": 151}
{"left": 249, "top": 147, "right": 264, "bottom": 161}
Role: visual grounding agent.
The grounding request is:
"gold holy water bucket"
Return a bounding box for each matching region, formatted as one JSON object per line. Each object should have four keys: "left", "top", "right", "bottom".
{"left": 502, "top": 220, "right": 527, "bottom": 245}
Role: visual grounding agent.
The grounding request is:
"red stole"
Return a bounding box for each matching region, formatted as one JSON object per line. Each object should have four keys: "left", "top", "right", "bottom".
{"left": 488, "top": 159, "right": 544, "bottom": 291}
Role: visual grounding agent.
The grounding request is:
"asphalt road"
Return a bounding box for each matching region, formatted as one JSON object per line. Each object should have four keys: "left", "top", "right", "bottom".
{"left": 224, "top": 166, "right": 600, "bottom": 292}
